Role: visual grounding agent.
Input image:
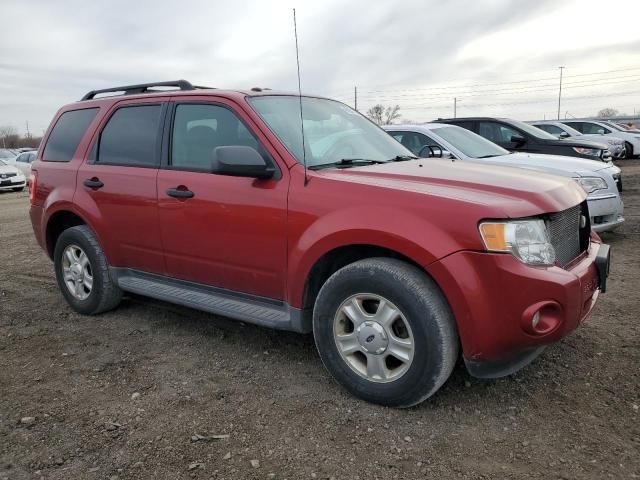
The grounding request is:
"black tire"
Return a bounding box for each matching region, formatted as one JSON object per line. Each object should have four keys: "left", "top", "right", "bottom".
{"left": 12, "top": 187, "right": 24, "bottom": 192}
{"left": 313, "top": 258, "right": 459, "bottom": 408}
{"left": 53, "top": 225, "right": 122, "bottom": 315}
{"left": 624, "top": 142, "right": 633, "bottom": 159}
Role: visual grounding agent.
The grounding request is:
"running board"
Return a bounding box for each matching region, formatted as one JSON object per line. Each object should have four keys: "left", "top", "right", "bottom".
{"left": 111, "top": 268, "right": 311, "bottom": 333}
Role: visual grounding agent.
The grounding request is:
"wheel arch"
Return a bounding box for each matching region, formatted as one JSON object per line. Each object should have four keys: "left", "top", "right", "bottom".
{"left": 44, "top": 209, "right": 89, "bottom": 259}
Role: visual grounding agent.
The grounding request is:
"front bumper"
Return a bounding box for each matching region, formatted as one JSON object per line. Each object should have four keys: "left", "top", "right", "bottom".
{"left": 587, "top": 193, "right": 624, "bottom": 232}
{"left": 0, "top": 178, "right": 26, "bottom": 190}
{"left": 427, "top": 240, "right": 607, "bottom": 378}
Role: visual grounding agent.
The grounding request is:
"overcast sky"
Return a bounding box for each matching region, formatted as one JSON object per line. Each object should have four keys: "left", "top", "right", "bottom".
{"left": 2, "top": 0, "right": 640, "bottom": 135}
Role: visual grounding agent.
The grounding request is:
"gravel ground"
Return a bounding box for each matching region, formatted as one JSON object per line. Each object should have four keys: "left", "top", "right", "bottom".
{"left": 1, "top": 161, "right": 639, "bottom": 480}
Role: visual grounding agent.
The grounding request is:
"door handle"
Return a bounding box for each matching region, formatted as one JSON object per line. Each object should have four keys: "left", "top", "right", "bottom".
{"left": 166, "top": 187, "right": 194, "bottom": 199}
{"left": 83, "top": 178, "right": 104, "bottom": 189}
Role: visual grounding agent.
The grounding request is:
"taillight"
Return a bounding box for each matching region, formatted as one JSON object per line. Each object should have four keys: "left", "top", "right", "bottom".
{"left": 29, "top": 171, "right": 37, "bottom": 205}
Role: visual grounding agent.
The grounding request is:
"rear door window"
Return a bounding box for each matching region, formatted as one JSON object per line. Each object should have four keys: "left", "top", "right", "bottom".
{"left": 43, "top": 108, "right": 99, "bottom": 162}
{"left": 97, "top": 105, "right": 162, "bottom": 167}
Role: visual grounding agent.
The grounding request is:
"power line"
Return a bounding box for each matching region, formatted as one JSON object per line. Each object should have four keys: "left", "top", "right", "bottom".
{"left": 397, "top": 89, "right": 640, "bottom": 110}
{"left": 352, "top": 74, "right": 640, "bottom": 101}
{"left": 325, "top": 65, "right": 640, "bottom": 98}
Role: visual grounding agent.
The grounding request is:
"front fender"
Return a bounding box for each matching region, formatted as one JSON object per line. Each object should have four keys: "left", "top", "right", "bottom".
{"left": 286, "top": 205, "right": 465, "bottom": 307}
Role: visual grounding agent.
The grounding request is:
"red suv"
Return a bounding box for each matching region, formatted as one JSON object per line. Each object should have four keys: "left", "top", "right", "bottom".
{"left": 29, "top": 80, "right": 610, "bottom": 407}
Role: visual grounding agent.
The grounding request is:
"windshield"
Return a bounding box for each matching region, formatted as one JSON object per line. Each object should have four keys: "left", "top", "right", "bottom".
{"left": 0, "top": 149, "right": 15, "bottom": 159}
{"left": 248, "top": 96, "right": 412, "bottom": 167}
{"left": 601, "top": 121, "right": 625, "bottom": 132}
{"left": 433, "top": 126, "right": 510, "bottom": 158}
{"left": 507, "top": 119, "right": 558, "bottom": 140}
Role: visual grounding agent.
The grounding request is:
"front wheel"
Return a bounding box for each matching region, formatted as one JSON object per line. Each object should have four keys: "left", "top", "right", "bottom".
{"left": 624, "top": 142, "right": 634, "bottom": 159}
{"left": 312, "top": 258, "right": 459, "bottom": 407}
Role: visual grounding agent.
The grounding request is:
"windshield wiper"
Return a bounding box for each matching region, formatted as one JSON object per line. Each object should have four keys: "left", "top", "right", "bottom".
{"left": 388, "top": 155, "right": 418, "bottom": 161}
{"left": 308, "top": 158, "right": 386, "bottom": 170}
{"left": 476, "top": 154, "right": 499, "bottom": 159}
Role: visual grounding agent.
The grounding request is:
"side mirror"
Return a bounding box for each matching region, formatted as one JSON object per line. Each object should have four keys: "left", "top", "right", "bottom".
{"left": 212, "top": 146, "right": 275, "bottom": 179}
{"left": 418, "top": 144, "right": 443, "bottom": 158}
{"left": 559, "top": 131, "right": 570, "bottom": 139}
{"left": 510, "top": 134, "right": 526, "bottom": 145}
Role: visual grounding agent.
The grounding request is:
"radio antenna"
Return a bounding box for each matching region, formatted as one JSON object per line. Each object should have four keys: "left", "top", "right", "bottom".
{"left": 292, "top": 8, "right": 308, "bottom": 186}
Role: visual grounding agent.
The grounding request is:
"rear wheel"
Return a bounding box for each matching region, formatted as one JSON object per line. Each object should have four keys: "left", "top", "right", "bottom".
{"left": 312, "top": 258, "right": 459, "bottom": 407}
{"left": 54, "top": 225, "right": 122, "bottom": 315}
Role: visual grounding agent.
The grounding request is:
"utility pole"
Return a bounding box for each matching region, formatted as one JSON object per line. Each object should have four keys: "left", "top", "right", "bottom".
{"left": 557, "top": 66, "right": 564, "bottom": 120}
{"left": 354, "top": 86, "right": 358, "bottom": 111}
{"left": 25, "top": 121, "right": 30, "bottom": 138}
{"left": 454, "top": 97, "right": 457, "bottom": 118}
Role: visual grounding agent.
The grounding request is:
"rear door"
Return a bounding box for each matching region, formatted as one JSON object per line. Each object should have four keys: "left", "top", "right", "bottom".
{"left": 75, "top": 100, "right": 166, "bottom": 274}
{"left": 156, "top": 98, "right": 288, "bottom": 299}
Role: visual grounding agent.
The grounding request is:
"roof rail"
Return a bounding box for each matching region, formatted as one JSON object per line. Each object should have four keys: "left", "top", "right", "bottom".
{"left": 80, "top": 79, "right": 209, "bottom": 101}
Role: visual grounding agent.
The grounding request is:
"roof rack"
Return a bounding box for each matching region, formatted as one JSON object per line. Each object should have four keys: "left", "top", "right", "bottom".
{"left": 80, "top": 80, "right": 210, "bottom": 101}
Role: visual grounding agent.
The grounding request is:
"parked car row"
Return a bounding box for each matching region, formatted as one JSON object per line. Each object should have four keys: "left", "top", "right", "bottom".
{"left": 384, "top": 123, "right": 624, "bottom": 233}
{"left": 531, "top": 120, "right": 640, "bottom": 159}
{"left": 0, "top": 147, "right": 36, "bottom": 185}
{"left": 530, "top": 121, "right": 626, "bottom": 159}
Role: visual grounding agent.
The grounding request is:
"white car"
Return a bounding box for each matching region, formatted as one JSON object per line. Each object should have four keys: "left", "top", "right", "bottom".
{"left": 530, "top": 121, "right": 626, "bottom": 159}
{"left": 561, "top": 120, "right": 640, "bottom": 159}
{"left": 384, "top": 123, "right": 624, "bottom": 233}
{"left": 0, "top": 159, "right": 27, "bottom": 192}
{"left": 13, "top": 150, "right": 37, "bottom": 178}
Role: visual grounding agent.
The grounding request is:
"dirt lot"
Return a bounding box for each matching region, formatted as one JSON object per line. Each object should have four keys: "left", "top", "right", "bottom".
{"left": 1, "top": 162, "right": 639, "bottom": 480}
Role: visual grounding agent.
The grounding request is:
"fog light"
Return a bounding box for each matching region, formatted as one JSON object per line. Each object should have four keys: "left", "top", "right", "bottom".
{"left": 521, "top": 301, "right": 562, "bottom": 336}
{"left": 532, "top": 311, "right": 541, "bottom": 329}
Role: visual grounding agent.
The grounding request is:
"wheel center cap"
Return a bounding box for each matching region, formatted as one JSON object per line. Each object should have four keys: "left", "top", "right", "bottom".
{"left": 356, "top": 321, "right": 388, "bottom": 354}
{"left": 70, "top": 263, "right": 83, "bottom": 279}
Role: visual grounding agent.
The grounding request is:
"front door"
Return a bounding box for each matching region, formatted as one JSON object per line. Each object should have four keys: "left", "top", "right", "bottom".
{"left": 156, "top": 100, "right": 288, "bottom": 300}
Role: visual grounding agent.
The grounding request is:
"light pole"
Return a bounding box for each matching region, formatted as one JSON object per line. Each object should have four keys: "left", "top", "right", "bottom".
{"left": 557, "top": 66, "right": 564, "bottom": 120}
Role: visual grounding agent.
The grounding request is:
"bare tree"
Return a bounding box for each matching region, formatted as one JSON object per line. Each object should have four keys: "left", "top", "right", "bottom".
{"left": 597, "top": 108, "right": 619, "bottom": 118}
{"left": 366, "top": 104, "right": 401, "bottom": 125}
{"left": 366, "top": 105, "right": 384, "bottom": 125}
{"left": 383, "top": 105, "right": 401, "bottom": 125}
{"left": 0, "top": 125, "right": 19, "bottom": 149}
{"left": 0, "top": 126, "right": 41, "bottom": 149}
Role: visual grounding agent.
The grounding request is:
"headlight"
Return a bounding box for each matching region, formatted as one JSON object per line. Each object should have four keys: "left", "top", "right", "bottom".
{"left": 479, "top": 219, "right": 555, "bottom": 266}
{"left": 573, "top": 147, "right": 601, "bottom": 157}
{"left": 574, "top": 176, "right": 607, "bottom": 194}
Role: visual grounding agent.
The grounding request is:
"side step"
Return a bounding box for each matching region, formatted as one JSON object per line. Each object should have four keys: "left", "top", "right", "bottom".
{"left": 111, "top": 268, "right": 311, "bottom": 333}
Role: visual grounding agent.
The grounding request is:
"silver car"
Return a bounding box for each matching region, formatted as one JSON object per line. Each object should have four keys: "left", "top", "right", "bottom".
{"left": 384, "top": 123, "right": 624, "bottom": 233}
{"left": 561, "top": 120, "right": 640, "bottom": 159}
{"left": 0, "top": 159, "right": 27, "bottom": 192}
{"left": 13, "top": 150, "right": 36, "bottom": 179}
{"left": 530, "top": 120, "right": 626, "bottom": 159}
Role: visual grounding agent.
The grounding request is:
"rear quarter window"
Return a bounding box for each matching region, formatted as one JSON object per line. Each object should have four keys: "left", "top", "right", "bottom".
{"left": 43, "top": 108, "right": 99, "bottom": 162}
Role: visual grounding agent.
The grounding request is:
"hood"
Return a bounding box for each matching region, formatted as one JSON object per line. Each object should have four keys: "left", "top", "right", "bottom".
{"left": 316, "top": 159, "right": 586, "bottom": 218}
{"left": 480, "top": 152, "right": 610, "bottom": 177}
{"left": 0, "top": 164, "right": 23, "bottom": 176}
{"left": 578, "top": 134, "right": 624, "bottom": 145}
{"left": 545, "top": 137, "right": 608, "bottom": 150}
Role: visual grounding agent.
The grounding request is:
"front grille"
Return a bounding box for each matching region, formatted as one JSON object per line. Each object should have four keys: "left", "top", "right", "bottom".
{"left": 546, "top": 201, "right": 589, "bottom": 267}
{"left": 0, "top": 172, "right": 16, "bottom": 179}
